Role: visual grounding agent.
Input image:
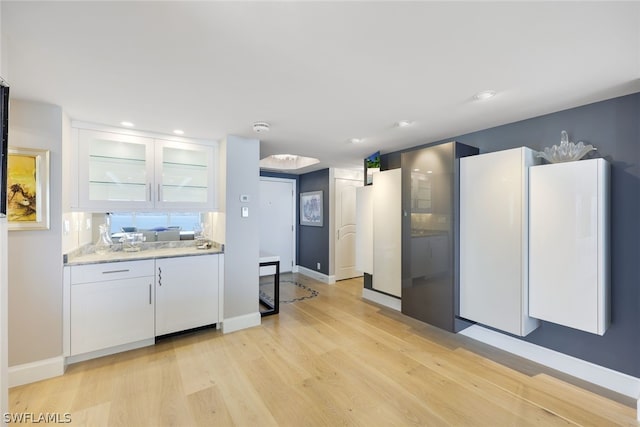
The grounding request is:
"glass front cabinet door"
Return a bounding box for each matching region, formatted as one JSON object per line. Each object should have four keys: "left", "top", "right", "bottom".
{"left": 77, "top": 129, "right": 156, "bottom": 211}
{"left": 76, "top": 128, "right": 217, "bottom": 211}
{"left": 155, "top": 140, "right": 216, "bottom": 210}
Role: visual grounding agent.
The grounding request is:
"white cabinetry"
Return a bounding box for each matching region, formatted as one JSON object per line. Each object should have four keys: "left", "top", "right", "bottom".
{"left": 372, "top": 169, "right": 401, "bottom": 297}
{"left": 77, "top": 129, "right": 155, "bottom": 211}
{"left": 74, "top": 124, "right": 217, "bottom": 211}
{"left": 64, "top": 253, "right": 223, "bottom": 362}
{"left": 69, "top": 260, "right": 155, "bottom": 356}
{"left": 460, "top": 147, "right": 540, "bottom": 336}
{"left": 355, "top": 185, "right": 373, "bottom": 274}
{"left": 155, "top": 255, "right": 221, "bottom": 336}
{"left": 529, "top": 158, "right": 610, "bottom": 335}
{"left": 155, "top": 140, "right": 216, "bottom": 210}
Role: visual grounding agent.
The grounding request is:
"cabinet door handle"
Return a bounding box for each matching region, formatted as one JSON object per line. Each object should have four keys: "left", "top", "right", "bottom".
{"left": 102, "top": 269, "right": 130, "bottom": 274}
{"left": 158, "top": 267, "right": 162, "bottom": 286}
{"left": 148, "top": 183, "right": 152, "bottom": 202}
{"left": 158, "top": 184, "right": 161, "bottom": 202}
{"left": 149, "top": 284, "right": 152, "bottom": 305}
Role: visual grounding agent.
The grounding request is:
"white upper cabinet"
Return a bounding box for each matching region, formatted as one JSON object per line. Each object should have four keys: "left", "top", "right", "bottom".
{"left": 460, "top": 147, "right": 540, "bottom": 336}
{"left": 73, "top": 124, "right": 217, "bottom": 211}
{"left": 529, "top": 158, "right": 610, "bottom": 335}
{"left": 77, "top": 129, "right": 156, "bottom": 211}
{"left": 155, "top": 140, "right": 216, "bottom": 210}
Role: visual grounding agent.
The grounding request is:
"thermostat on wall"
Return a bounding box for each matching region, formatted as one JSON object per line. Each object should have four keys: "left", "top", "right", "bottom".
{"left": 240, "top": 195, "right": 250, "bottom": 202}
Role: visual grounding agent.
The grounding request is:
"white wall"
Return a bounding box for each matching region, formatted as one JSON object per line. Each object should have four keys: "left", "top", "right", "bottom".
{"left": 221, "top": 135, "right": 260, "bottom": 328}
{"left": 8, "top": 100, "right": 63, "bottom": 365}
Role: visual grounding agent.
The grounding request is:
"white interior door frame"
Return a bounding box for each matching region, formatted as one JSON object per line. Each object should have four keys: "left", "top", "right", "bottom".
{"left": 259, "top": 176, "right": 297, "bottom": 272}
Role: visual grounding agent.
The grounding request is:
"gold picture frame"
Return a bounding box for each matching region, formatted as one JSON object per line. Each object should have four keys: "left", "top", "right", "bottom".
{"left": 6, "top": 147, "right": 50, "bottom": 230}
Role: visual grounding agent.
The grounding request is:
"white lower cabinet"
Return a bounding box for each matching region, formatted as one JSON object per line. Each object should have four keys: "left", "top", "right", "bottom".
{"left": 70, "top": 260, "right": 155, "bottom": 356}
{"left": 155, "top": 255, "right": 220, "bottom": 336}
{"left": 66, "top": 254, "right": 222, "bottom": 360}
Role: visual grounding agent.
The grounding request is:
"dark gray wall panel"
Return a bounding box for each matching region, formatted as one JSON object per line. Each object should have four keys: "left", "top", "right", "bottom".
{"left": 298, "top": 169, "right": 330, "bottom": 275}
{"left": 381, "top": 92, "right": 640, "bottom": 377}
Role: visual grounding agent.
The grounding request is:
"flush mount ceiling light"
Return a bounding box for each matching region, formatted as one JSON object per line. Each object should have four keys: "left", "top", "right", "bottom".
{"left": 260, "top": 154, "right": 320, "bottom": 171}
{"left": 173, "top": 129, "right": 184, "bottom": 135}
{"left": 395, "top": 120, "right": 413, "bottom": 128}
{"left": 350, "top": 138, "right": 364, "bottom": 144}
{"left": 473, "top": 90, "right": 497, "bottom": 101}
{"left": 253, "top": 121, "right": 270, "bottom": 133}
{"left": 120, "top": 121, "right": 134, "bottom": 127}
{"left": 272, "top": 154, "right": 298, "bottom": 161}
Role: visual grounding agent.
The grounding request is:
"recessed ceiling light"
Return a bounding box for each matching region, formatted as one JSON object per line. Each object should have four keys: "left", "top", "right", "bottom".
{"left": 173, "top": 129, "right": 184, "bottom": 135}
{"left": 120, "top": 121, "right": 134, "bottom": 127}
{"left": 413, "top": 168, "right": 420, "bottom": 172}
{"left": 427, "top": 170, "right": 433, "bottom": 174}
{"left": 350, "top": 138, "right": 364, "bottom": 144}
{"left": 473, "top": 90, "right": 497, "bottom": 101}
{"left": 396, "top": 120, "right": 413, "bottom": 128}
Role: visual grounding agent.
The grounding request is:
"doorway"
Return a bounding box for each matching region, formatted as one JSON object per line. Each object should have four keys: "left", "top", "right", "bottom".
{"left": 259, "top": 177, "right": 296, "bottom": 272}
{"left": 335, "top": 177, "right": 363, "bottom": 281}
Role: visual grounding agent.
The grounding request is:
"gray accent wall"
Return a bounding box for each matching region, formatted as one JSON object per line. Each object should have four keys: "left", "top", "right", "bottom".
{"left": 298, "top": 168, "right": 330, "bottom": 275}
{"left": 223, "top": 135, "right": 260, "bottom": 319}
{"left": 380, "top": 92, "right": 640, "bottom": 377}
{"left": 8, "top": 100, "right": 64, "bottom": 365}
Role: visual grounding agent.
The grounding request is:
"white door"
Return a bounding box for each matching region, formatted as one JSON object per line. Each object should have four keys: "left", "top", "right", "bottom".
{"left": 335, "top": 178, "right": 363, "bottom": 281}
{"left": 259, "top": 178, "right": 295, "bottom": 272}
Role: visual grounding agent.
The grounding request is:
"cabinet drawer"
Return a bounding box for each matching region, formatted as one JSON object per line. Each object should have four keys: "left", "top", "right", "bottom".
{"left": 70, "top": 259, "right": 155, "bottom": 284}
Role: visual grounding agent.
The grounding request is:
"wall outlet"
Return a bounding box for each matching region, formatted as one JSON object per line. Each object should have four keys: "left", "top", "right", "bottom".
{"left": 317, "top": 262, "right": 321, "bottom": 270}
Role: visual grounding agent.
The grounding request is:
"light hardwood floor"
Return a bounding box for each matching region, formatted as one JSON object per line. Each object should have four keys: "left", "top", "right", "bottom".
{"left": 10, "top": 274, "right": 638, "bottom": 426}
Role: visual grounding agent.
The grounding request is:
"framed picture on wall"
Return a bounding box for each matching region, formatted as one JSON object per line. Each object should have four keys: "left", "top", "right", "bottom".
{"left": 6, "top": 147, "right": 50, "bottom": 230}
{"left": 300, "top": 190, "right": 323, "bottom": 227}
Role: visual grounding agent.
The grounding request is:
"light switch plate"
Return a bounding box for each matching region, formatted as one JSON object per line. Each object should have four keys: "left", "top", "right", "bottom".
{"left": 241, "top": 206, "right": 249, "bottom": 217}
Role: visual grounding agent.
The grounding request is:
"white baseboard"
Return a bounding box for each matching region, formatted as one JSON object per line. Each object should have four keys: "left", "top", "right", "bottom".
{"left": 9, "top": 356, "right": 65, "bottom": 387}
{"left": 292, "top": 265, "right": 299, "bottom": 273}
{"left": 222, "top": 312, "right": 261, "bottom": 334}
{"left": 362, "top": 288, "right": 401, "bottom": 311}
{"left": 66, "top": 339, "right": 155, "bottom": 366}
{"left": 297, "top": 265, "right": 335, "bottom": 284}
{"left": 459, "top": 325, "right": 640, "bottom": 421}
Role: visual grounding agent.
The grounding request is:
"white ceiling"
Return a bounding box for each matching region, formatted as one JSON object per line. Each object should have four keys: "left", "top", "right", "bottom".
{"left": 2, "top": 1, "right": 639, "bottom": 174}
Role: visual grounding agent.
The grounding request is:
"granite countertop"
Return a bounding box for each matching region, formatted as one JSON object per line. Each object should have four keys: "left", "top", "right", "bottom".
{"left": 64, "top": 240, "right": 224, "bottom": 266}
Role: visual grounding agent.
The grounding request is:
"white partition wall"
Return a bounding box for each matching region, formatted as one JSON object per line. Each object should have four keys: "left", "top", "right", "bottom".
{"left": 355, "top": 185, "right": 373, "bottom": 274}
{"left": 460, "top": 147, "right": 540, "bottom": 336}
{"left": 372, "top": 169, "right": 402, "bottom": 297}
{"left": 529, "top": 158, "right": 610, "bottom": 335}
